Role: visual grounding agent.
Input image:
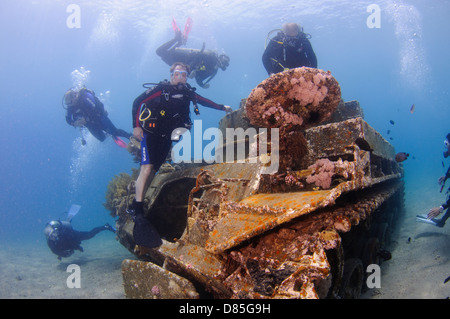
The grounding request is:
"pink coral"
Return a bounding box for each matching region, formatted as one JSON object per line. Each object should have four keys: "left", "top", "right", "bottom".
{"left": 306, "top": 159, "right": 336, "bottom": 189}
{"left": 151, "top": 285, "right": 160, "bottom": 295}
{"left": 286, "top": 77, "right": 328, "bottom": 107}
{"left": 262, "top": 103, "right": 304, "bottom": 127}
{"left": 285, "top": 174, "right": 297, "bottom": 186}
{"left": 245, "top": 67, "right": 341, "bottom": 130}
{"left": 285, "top": 173, "right": 304, "bottom": 188}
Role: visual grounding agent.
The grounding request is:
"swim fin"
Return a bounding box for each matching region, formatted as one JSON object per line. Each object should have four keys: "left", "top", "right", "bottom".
{"left": 172, "top": 17, "right": 180, "bottom": 33}
{"left": 67, "top": 204, "right": 81, "bottom": 222}
{"left": 415, "top": 215, "right": 442, "bottom": 227}
{"left": 112, "top": 136, "right": 127, "bottom": 148}
{"left": 133, "top": 214, "right": 162, "bottom": 248}
{"left": 183, "top": 17, "right": 193, "bottom": 43}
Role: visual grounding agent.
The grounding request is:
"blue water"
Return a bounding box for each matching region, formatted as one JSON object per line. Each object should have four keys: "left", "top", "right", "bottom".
{"left": 0, "top": 0, "right": 449, "bottom": 295}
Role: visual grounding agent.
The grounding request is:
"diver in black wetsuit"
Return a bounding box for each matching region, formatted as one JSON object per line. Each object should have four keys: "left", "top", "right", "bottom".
{"left": 156, "top": 31, "right": 230, "bottom": 88}
{"left": 64, "top": 87, "right": 131, "bottom": 144}
{"left": 44, "top": 220, "right": 115, "bottom": 260}
{"left": 262, "top": 22, "right": 317, "bottom": 76}
{"left": 424, "top": 196, "right": 450, "bottom": 228}
{"left": 128, "top": 62, "right": 232, "bottom": 248}
{"left": 416, "top": 133, "right": 450, "bottom": 227}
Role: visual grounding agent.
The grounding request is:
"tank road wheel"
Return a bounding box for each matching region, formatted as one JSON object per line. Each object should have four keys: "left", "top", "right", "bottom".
{"left": 338, "top": 258, "right": 364, "bottom": 299}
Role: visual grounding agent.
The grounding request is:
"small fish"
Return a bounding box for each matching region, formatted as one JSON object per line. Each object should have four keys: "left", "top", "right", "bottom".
{"left": 390, "top": 120, "right": 395, "bottom": 125}
{"left": 410, "top": 104, "right": 415, "bottom": 114}
{"left": 390, "top": 137, "right": 394, "bottom": 140}
{"left": 387, "top": 130, "right": 391, "bottom": 135}
{"left": 444, "top": 276, "right": 450, "bottom": 284}
{"left": 442, "top": 161, "right": 445, "bottom": 168}
{"left": 407, "top": 237, "right": 411, "bottom": 243}
{"left": 395, "top": 152, "right": 409, "bottom": 162}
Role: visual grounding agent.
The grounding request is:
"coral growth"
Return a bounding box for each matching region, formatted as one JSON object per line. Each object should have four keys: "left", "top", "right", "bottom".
{"left": 151, "top": 285, "right": 160, "bottom": 296}
{"left": 104, "top": 168, "right": 139, "bottom": 217}
{"left": 306, "top": 159, "right": 336, "bottom": 189}
{"left": 288, "top": 73, "right": 329, "bottom": 108}
{"left": 245, "top": 67, "right": 341, "bottom": 130}
{"left": 244, "top": 67, "right": 341, "bottom": 173}
{"left": 258, "top": 171, "right": 305, "bottom": 193}
{"left": 261, "top": 103, "right": 304, "bottom": 127}
{"left": 306, "top": 158, "right": 353, "bottom": 190}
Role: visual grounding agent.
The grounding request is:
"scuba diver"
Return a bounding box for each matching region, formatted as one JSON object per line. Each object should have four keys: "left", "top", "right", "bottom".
{"left": 262, "top": 22, "right": 317, "bottom": 76}
{"left": 128, "top": 62, "right": 232, "bottom": 248}
{"left": 156, "top": 18, "right": 230, "bottom": 89}
{"left": 63, "top": 87, "right": 132, "bottom": 148}
{"left": 416, "top": 133, "right": 450, "bottom": 227}
{"left": 44, "top": 204, "right": 116, "bottom": 260}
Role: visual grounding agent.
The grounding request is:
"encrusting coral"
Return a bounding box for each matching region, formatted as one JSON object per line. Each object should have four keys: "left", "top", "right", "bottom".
{"left": 306, "top": 158, "right": 353, "bottom": 190}
{"left": 245, "top": 67, "right": 341, "bottom": 130}
{"left": 104, "top": 168, "right": 139, "bottom": 217}
{"left": 244, "top": 67, "right": 341, "bottom": 171}
{"left": 306, "top": 158, "right": 336, "bottom": 189}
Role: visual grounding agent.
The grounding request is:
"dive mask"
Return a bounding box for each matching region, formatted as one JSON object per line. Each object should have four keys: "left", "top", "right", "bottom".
{"left": 444, "top": 139, "right": 449, "bottom": 158}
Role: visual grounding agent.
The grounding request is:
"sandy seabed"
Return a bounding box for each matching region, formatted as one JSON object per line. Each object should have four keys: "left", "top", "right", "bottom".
{"left": 1, "top": 185, "right": 449, "bottom": 299}
{"left": 0, "top": 233, "right": 134, "bottom": 299}
{"left": 361, "top": 221, "right": 450, "bottom": 299}
{"left": 362, "top": 185, "right": 450, "bottom": 299}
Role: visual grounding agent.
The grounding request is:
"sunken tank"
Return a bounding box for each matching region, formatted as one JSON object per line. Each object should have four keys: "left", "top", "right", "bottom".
{"left": 106, "top": 67, "right": 404, "bottom": 299}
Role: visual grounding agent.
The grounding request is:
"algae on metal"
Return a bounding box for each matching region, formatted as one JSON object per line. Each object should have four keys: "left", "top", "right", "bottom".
{"left": 104, "top": 169, "right": 139, "bottom": 218}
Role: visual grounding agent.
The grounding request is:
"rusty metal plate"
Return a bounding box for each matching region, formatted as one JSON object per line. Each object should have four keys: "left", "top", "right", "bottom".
{"left": 304, "top": 117, "right": 395, "bottom": 166}
{"left": 206, "top": 189, "right": 337, "bottom": 254}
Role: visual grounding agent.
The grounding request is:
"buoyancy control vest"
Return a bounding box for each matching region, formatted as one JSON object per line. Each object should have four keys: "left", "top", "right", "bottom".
{"left": 138, "top": 81, "right": 199, "bottom": 136}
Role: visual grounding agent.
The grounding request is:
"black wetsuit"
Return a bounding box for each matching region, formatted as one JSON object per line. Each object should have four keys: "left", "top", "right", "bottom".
{"left": 156, "top": 37, "right": 222, "bottom": 88}
{"left": 132, "top": 81, "right": 226, "bottom": 170}
{"left": 66, "top": 88, "right": 130, "bottom": 141}
{"left": 262, "top": 32, "right": 317, "bottom": 75}
{"left": 45, "top": 221, "right": 112, "bottom": 259}
{"left": 434, "top": 165, "right": 450, "bottom": 227}
{"left": 436, "top": 194, "right": 450, "bottom": 227}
